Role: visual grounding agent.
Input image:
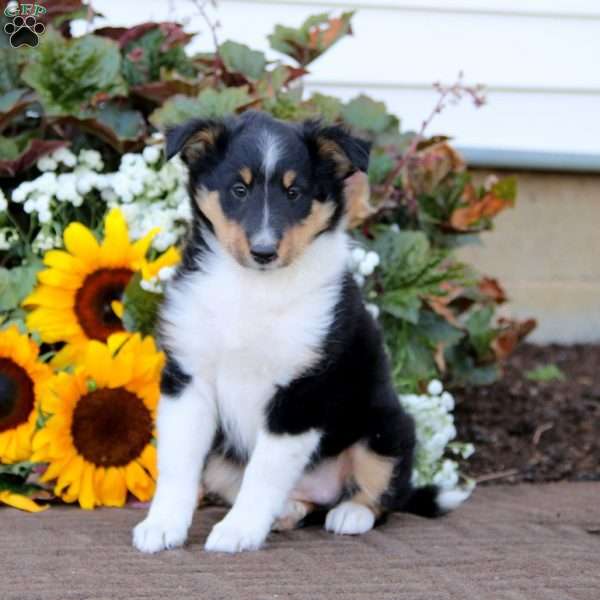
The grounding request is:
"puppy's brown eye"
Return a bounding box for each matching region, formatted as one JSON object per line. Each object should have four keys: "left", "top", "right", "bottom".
{"left": 231, "top": 183, "right": 248, "bottom": 199}
{"left": 287, "top": 187, "right": 300, "bottom": 201}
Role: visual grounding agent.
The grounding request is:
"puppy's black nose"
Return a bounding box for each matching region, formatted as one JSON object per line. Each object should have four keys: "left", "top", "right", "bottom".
{"left": 250, "top": 244, "right": 278, "bottom": 265}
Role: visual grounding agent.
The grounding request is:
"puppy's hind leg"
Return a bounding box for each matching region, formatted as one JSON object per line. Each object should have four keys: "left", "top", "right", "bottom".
{"left": 326, "top": 401, "right": 415, "bottom": 536}
{"left": 325, "top": 444, "right": 395, "bottom": 535}
{"left": 133, "top": 374, "right": 217, "bottom": 553}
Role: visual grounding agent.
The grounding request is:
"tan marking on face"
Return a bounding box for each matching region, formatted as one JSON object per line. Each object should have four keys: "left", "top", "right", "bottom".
{"left": 194, "top": 189, "right": 251, "bottom": 265}
{"left": 239, "top": 167, "right": 253, "bottom": 185}
{"left": 278, "top": 200, "right": 336, "bottom": 266}
{"left": 317, "top": 138, "right": 352, "bottom": 178}
{"left": 344, "top": 171, "right": 373, "bottom": 229}
{"left": 350, "top": 443, "right": 395, "bottom": 515}
{"left": 282, "top": 170, "right": 297, "bottom": 189}
{"left": 182, "top": 126, "right": 221, "bottom": 163}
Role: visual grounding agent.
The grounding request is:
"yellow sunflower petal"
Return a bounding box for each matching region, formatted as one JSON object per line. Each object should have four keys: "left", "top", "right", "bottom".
{"left": 23, "top": 286, "right": 74, "bottom": 309}
{"left": 42, "top": 249, "right": 87, "bottom": 274}
{"left": 0, "top": 491, "right": 48, "bottom": 513}
{"left": 82, "top": 341, "right": 113, "bottom": 388}
{"left": 63, "top": 222, "right": 100, "bottom": 263}
{"left": 137, "top": 444, "right": 157, "bottom": 479}
{"left": 100, "top": 467, "right": 127, "bottom": 507}
{"left": 111, "top": 300, "right": 124, "bottom": 319}
{"left": 125, "top": 460, "right": 154, "bottom": 502}
{"left": 100, "top": 208, "right": 131, "bottom": 266}
{"left": 141, "top": 246, "right": 181, "bottom": 280}
{"left": 132, "top": 227, "right": 160, "bottom": 263}
{"left": 79, "top": 463, "right": 97, "bottom": 509}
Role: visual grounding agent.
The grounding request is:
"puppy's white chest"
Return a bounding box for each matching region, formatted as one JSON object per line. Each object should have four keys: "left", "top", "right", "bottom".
{"left": 166, "top": 246, "right": 344, "bottom": 455}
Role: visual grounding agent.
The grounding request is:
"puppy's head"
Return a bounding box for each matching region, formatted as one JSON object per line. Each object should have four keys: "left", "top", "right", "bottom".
{"left": 166, "top": 111, "right": 371, "bottom": 270}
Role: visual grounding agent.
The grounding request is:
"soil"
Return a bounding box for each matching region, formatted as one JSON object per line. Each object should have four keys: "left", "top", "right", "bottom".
{"left": 454, "top": 343, "right": 600, "bottom": 484}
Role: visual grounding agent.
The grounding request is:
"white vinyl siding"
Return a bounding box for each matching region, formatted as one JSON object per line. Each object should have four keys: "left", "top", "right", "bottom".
{"left": 90, "top": 0, "right": 600, "bottom": 161}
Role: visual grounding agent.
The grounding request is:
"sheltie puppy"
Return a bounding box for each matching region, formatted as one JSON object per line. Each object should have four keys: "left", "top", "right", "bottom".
{"left": 133, "top": 111, "right": 467, "bottom": 554}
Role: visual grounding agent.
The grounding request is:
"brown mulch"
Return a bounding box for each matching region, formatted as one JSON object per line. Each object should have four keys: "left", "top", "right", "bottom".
{"left": 455, "top": 344, "right": 600, "bottom": 484}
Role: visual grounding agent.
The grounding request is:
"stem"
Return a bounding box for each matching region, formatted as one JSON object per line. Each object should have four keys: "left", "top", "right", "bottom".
{"left": 189, "top": 0, "right": 221, "bottom": 56}
{"left": 380, "top": 73, "right": 487, "bottom": 206}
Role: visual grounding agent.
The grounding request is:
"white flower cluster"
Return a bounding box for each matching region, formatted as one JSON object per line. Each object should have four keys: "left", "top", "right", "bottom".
{"left": 348, "top": 245, "right": 381, "bottom": 319}
{"left": 0, "top": 189, "right": 19, "bottom": 251}
{"left": 102, "top": 146, "right": 191, "bottom": 252}
{"left": 400, "top": 379, "right": 475, "bottom": 491}
{"left": 140, "top": 265, "right": 177, "bottom": 295}
{"left": 5, "top": 139, "right": 192, "bottom": 256}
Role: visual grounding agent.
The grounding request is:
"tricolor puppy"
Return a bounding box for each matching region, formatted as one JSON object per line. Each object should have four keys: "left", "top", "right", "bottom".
{"left": 133, "top": 111, "right": 466, "bottom": 554}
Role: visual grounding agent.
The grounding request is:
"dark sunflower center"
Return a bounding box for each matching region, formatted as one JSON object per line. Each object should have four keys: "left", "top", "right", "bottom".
{"left": 71, "top": 388, "right": 153, "bottom": 467}
{"left": 0, "top": 358, "right": 35, "bottom": 433}
{"left": 74, "top": 268, "right": 133, "bottom": 342}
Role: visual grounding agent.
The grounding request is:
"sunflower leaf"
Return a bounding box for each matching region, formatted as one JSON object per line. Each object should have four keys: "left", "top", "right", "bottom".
{"left": 0, "top": 259, "right": 43, "bottom": 312}
{"left": 122, "top": 272, "right": 162, "bottom": 336}
{"left": 0, "top": 462, "right": 35, "bottom": 478}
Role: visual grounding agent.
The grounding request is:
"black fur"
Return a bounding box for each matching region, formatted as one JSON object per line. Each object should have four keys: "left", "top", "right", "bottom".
{"left": 160, "top": 350, "right": 192, "bottom": 397}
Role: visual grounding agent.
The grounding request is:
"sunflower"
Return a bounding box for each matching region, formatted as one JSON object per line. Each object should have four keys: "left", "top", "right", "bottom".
{"left": 32, "top": 333, "right": 164, "bottom": 509}
{"left": 23, "top": 208, "right": 179, "bottom": 364}
{"left": 0, "top": 326, "right": 52, "bottom": 464}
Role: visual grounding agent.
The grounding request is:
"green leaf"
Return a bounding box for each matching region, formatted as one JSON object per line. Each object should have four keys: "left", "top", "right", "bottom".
{"left": 121, "top": 27, "right": 196, "bottom": 87}
{"left": 0, "top": 89, "right": 27, "bottom": 113}
{"left": 55, "top": 103, "right": 147, "bottom": 153}
{"left": 0, "top": 135, "right": 19, "bottom": 160}
{"left": 418, "top": 311, "right": 465, "bottom": 347}
{"left": 307, "top": 92, "right": 343, "bottom": 123}
{"left": 490, "top": 176, "right": 517, "bottom": 202}
{"left": 0, "top": 461, "right": 35, "bottom": 478}
{"left": 121, "top": 273, "right": 162, "bottom": 336}
{"left": 368, "top": 150, "right": 394, "bottom": 185}
{"left": 380, "top": 289, "right": 421, "bottom": 324}
{"left": 465, "top": 306, "right": 495, "bottom": 358}
{"left": 150, "top": 87, "right": 253, "bottom": 128}
{"left": 220, "top": 41, "right": 267, "bottom": 81}
{"left": 342, "top": 94, "right": 398, "bottom": 136}
{"left": 0, "top": 259, "right": 43, "bottom": 312}
{"left": 525, "top": 364, "right": 566, "bottom": 383}
{"left": 0, "top": 474, "right": 45, "bottom": 496}
{"left": 268, "top": 11, "right": 354, "bottom": 66}
{"left": 22, "top": 29, "right": 126, "bottom": 114}
{"left": 0, "top": 135, "right": 66, "bottom": 176}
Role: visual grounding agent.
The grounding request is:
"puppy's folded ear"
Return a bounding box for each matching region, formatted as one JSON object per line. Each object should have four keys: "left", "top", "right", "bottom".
{"left": 303, "top": 120, "right": 372, "bottom": 178}
{"left": 303, "top": 121, "right": 373, "bottom": 228}
{"left": 165, "top": 118, "right": 229, "bottom": 165}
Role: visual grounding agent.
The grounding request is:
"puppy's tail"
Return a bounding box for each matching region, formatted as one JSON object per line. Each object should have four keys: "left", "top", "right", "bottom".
{"left": 394, "top": 484, "right": 472, "bottom": 518}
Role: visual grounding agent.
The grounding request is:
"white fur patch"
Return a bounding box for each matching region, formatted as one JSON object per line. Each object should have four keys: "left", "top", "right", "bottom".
{"left": 325, "top": 501, "right": 375, "bottom": 535}
{"left": 133, "top": 382, "right": 217, "bottom": 553}
{"left": 161, "top": 227, "right": 348, "bottom": 459}
{"left": 260, "top": 131, "right": 281, "bottom": 179}
{"left": 436, "top": 487, "right": 472, "bottom": 513}
{"left": 205, "top": 430, "right": 321, "bottom": 552}
{"left": 255, "top": 131, "right": 282, "bottom": 247}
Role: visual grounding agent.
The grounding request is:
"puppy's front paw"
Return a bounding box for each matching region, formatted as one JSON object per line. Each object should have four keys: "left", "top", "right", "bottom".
{"left": 133, "top": 516, "right": 189, "bottom": 553}
{"left": 204, "top": 514, "right": 268, "bottom": 553}
{"left": 325, "top": 501, "right": 375, "bottom": 535}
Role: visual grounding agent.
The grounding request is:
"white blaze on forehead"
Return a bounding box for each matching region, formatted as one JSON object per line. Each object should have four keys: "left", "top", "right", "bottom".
{"left": 253, "top": 131, "right": 282, "bottom": 247}
{"left": 260, "top": 131, "right": 282, "bottom": 179}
